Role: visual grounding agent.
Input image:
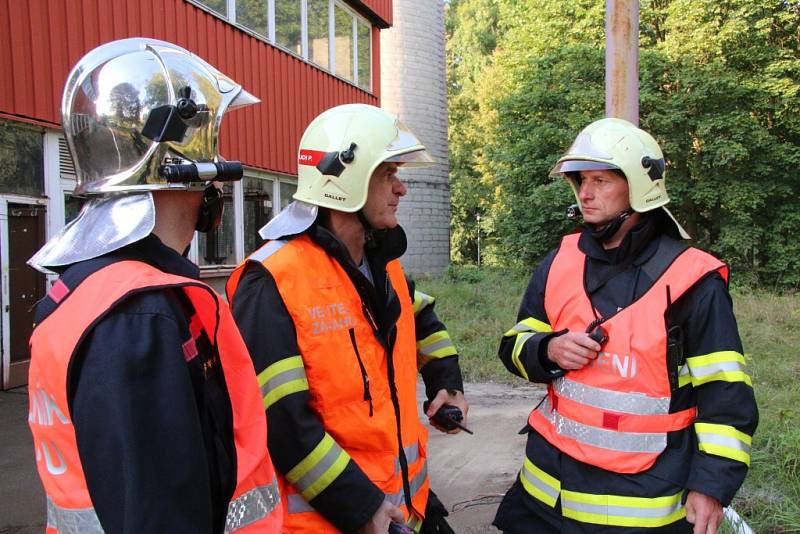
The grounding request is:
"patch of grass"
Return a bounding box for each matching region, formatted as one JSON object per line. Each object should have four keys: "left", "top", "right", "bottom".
{"left": 729, "top": 289, "right": 800, "bottom": 533}
{"left": 418, "top": 265, "right": 529, "bottom": 383}
{"left": 416, "top": 266, "right": 800, "bottom": 531}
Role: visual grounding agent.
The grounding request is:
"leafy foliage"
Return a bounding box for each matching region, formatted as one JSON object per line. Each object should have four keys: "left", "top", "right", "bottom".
{"left": 448, "top": 0, "right": 800, "bottom": 288}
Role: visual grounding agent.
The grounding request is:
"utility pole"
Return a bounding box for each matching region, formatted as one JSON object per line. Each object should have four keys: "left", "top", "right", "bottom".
{"left": 476, "top": 213, "right": 481, "bottom": 267}
{"left": 605, "top": 0, "right": 639, "bottom": 124}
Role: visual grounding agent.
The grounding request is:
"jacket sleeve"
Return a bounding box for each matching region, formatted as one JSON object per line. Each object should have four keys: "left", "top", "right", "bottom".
{"left": 71, "top": 294, "right": 218, "bottom": 533}
{"left": 676, "top": 272, "right": 758, "bottom": 506}
{"left": 406, "top": 276, "right": 465, "bottom": 401}
{"left": 230, "top": 264, "right": 385, "bottom": 533}
{"left": 498, "top": 249, "right": 566, "bottom": 383}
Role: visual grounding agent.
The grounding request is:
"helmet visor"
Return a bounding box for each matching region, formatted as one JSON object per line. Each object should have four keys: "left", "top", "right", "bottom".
{"left": 563, "top": 130, "right": 614, "bottom": 160}
{"left": 383, "top": 118, "right": 435, "bottom": 167}
{"left": 384, "top": 148, "right": 436, "bottom": 167}
{"left": 550, "top": 159, "right": 620, "bottom": 175}
{"left": 386, "top": 120, "right": 424, "bottom": 152}
{"left": 549, "top": 130, "right": 618, "bottom": 176}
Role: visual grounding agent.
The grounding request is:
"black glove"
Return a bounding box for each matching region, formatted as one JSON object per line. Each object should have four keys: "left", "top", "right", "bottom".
{"left": 420, "top": 490, "right": 455, "bottom": 534}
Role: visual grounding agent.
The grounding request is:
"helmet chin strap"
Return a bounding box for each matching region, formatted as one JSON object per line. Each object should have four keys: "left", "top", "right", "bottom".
{"left": 590, "top": 208, "right": 635, "bottom": 242}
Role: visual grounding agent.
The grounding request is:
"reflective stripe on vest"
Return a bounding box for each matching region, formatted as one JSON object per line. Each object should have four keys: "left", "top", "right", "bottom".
{"left": 531, "top": 234, "right": 727, "bottom": 473}
{"left": 553, "top": 377, "right": 670, "bottom": 415}
{"left": 546, "top": 380, "right": 696, "bottom": 435}
{"left": 29, "top": 261, "right": 282, "bottom": 534}
{"left": 250, "top": 239, "right": 288, "bottom": 263}
{"left": 47, "top": 496, "right": 102, "bottom": 533}
{"left": 224, "top": 478, "right": 282, "bottom": 533}
{"left": 386, "top": 460, "right": 428, "bottom": 507}
{"left": 396, "top": 443, "right": 420, "bottom": 474}
{"left": 537, "top": 396, "right": 666, "bottom": 453}
{"left": 407, "top": 513, "right": 423, "bottom": 532}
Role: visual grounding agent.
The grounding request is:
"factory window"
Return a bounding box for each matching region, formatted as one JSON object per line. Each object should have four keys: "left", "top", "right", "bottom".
{"left": 0, "top": 120, "right": 44, "bottom": 197}
{"left": 193, "top": 172, "right": 298, "bottom": 268}
{"left": 188, "top": 0, "right": 371, "bottom": 91}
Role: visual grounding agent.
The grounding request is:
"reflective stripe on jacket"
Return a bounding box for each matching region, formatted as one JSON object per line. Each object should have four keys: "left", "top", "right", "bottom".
{"left": 529, "top": 233, "right": 728, "bottom": 473}
{"left": 227, "top": 235, "right": 429, "bottom": 533}
{"left": 28, "top": 260, "right": 282, "bottom": 534}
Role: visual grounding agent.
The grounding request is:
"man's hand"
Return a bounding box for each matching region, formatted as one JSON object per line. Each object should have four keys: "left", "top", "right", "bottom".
{"left": 685, "top": 491, "right": 723, "bottom": 534}
{"left": 426, "top": 389, "right": 468, "bottom": 434}
{"left": 546, "top": 331, "right": 600, "bottom": 370}
{"left": 356, "top": 500, "right": 404, "bottom": 534}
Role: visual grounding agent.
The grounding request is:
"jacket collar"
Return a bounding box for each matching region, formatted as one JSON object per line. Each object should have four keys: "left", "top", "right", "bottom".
{"left": 578, "top": 213, "right": 660, "bottom": 266}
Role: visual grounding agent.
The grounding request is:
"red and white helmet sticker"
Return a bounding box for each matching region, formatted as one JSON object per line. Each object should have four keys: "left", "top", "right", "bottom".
{"left": 298, "top": 149, "right": 327, "bottom": 166}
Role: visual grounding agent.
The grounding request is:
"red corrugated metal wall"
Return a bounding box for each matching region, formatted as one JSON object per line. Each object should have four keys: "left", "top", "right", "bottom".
{"left": 0, "top": 0, "right": 384, "bottom": 176}
{"left": 356, "top": 0, "right": 392, "bottom": 27}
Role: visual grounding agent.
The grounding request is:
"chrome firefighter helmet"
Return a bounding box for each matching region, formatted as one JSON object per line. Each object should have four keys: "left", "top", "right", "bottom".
{"left": 551, "top": 118, "right": 689, "bottom": 239}
{"left": 260, "top": 104, "right": 434, "bottom": 239}
{"left": 29, "top": 38, "right": 259, "bottom": 272}
{"left": 63, "top": 37, "right": 258, "bottom": 195}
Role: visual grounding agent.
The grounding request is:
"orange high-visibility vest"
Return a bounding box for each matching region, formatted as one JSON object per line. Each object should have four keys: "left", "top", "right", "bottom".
{"left": 529, "top": 233, "right": 728, "bottom": 474}
{"left": 28, "top": 260, "right": 283, "bottom": 534}
{"left": 227, "top": 235, "right": 429, "bottom": 533}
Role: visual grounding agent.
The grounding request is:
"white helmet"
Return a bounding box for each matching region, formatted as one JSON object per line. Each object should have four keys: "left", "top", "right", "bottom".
{"left": 260, "top": 104, "right": 434, "bottom": 239}
{"left": 29, "top": 38, "right": 259, "bottom": 272}
{"left": 551, "top": 118, "right": 689, "bottom": 239}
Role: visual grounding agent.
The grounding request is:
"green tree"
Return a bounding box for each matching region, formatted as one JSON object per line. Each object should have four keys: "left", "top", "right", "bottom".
{"left": 446, "top": 0, "right": 501, "bottom": 263}
{"left": 473, "top": 0, "right": 606, "bottom": 265}
{"left": 449, "top": 0, "right": 800, "bottom": 287}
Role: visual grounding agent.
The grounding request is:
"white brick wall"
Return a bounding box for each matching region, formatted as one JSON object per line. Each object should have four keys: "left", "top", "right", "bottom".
{"left": 380, "top": 0, "right": 450, "bottom": 275}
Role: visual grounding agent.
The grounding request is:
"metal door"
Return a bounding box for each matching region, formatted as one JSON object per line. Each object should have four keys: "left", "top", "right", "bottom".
{"left": 2, "top": 203, "right": 46, "bottom": 389}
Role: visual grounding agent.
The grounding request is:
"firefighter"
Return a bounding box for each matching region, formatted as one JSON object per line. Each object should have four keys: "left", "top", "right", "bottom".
{"left": 226, "top": 103, "right": 466, "bottom": 534}
{"left": 493, "top": 118, "right": 758, "bottom": 533}
{"left": 27, "top": 38, "right": 282, "bottom": 533}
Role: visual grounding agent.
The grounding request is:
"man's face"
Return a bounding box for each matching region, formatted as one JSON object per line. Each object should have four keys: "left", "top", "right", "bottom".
{"left": 576, "top": 169, "right": 631, "bottom": 226}
{"left": 362, "top": 162, "right": 407, "bottom": 229}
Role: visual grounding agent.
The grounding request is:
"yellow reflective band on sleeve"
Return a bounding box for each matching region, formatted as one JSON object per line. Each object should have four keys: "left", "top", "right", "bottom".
{"left": 257, "top": 356, "right": 309, "bottom": 410}
{"left": 685, "top": 350, "right": 752, "bottom": 387}
{"left": 286, "top": 433, "right": 351, "bottom": 502}
{"left": 511, "top": 332, "right": 533, "bottom": 380}
{"left": 694, "top": 422, "right": 752, "bottom": 466}
{"left": 417, "top": 330, "right": 457, "bottom": 358}
{"left": 519, "top": 457, "right": 561, "bottom": 508}
{"left": 561, "top": 489, "right": 685, "bottom": 527}
{"left": 412, "top": 290, "right": 435, "bottom": 315}
{"left": 417, "top": 329, "right": 457, "bottom": 370}
{"left": 503, "top": 316, "right": 552, "bottom": 337}
{"left": 407, "top": 514, "right": 423, "bottom": 533}
{"left": 677, "top": 364, "right": 692, "bottom": 388}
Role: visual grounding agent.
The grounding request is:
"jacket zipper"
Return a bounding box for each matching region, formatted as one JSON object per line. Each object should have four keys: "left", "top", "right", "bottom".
{"left": 348, "top": 328, "right": 373, "bottom": 416}
{"left": 358, "top": 289, "right": 417, "bottom": 515}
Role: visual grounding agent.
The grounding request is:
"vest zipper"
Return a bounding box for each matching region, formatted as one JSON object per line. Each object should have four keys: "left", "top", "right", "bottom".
{"left": 348, "top": 328, "right": 373, "bottom": 416}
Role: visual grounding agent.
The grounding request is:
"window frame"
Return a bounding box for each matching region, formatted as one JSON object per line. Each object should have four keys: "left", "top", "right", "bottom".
{"left": 190, "top": 168, "right": 298, "bottom": 271}
{"left": 187, "top": 0, "right": 372, "bottom": 92}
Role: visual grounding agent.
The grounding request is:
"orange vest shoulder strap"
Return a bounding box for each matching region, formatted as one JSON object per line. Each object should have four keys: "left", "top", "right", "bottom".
{"left": 34, "top": 260, "right": 209, "bottom": 363}
{"left": 226, "top": 238, "right": 298, "bottom": 303}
